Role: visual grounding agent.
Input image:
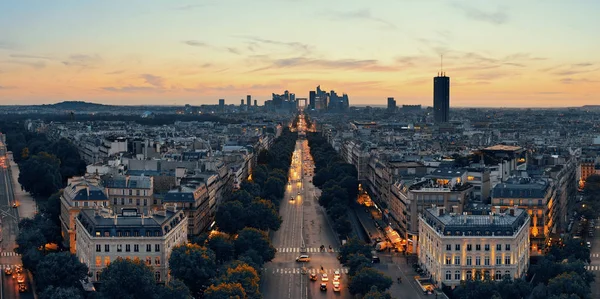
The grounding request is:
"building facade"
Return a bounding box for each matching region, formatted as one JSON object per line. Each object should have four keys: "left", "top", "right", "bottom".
{"left": 75, "top": 208, "right": 187, "bottom": 283}
{"left": 433, "top": 73, "right": 450, "bottom": 123}
{"left": 103, "top": 175, "right": 157, "bottom": 210}
{"left": 418, "top": 206, "right": 530, "bottom": 287}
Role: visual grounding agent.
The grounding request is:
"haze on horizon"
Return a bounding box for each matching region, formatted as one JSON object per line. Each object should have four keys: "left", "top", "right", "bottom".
{"left": 0, "top": 0, "right": 599, "bottom": 108}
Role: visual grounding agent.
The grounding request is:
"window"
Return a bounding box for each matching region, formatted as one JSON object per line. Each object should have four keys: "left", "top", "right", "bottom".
{"left": 153, "top": 199, "right": 157, "bottom": 205}
{"left": 454, "top": 256, "right": 461, "bottom": 265}
{"left": 445, "top": 257, "right": 451, "bottom": 265}
{"left": 96, "top": 271, "right": 101, "bottom": 281}
{"left": 505, "top": 271, "right": 511, "bottom": 279}
{"left": 126, "top": 244, "right": 131, "bottom": 252}
{"left": 455, "top": 271, "right": 460, "bottom": 280}
{"left": 104, "top": 257, "right": 110, "bottom": 266}
{"left": 475, "top": 244, "right": 481, "bottom": 251}
{"left": 466, "top": 256, "right": 472, "bottom": 266}
{"left": 129, "top": 190, "right": 133, "bottom": 196}
{"left": 466, "top": 271, "right": 472, "bottom": 280}
{"left": 136, "top": 199, "right": 140, "bottom": 206}
{"left": 485, "top": 256, "right": 490, "bottom": 266}
{"left": 95, "top": 256, "right": 101, "bottom": 267}
{"left": 476, "top": 256, "right": 481, "bottom": 266}
{"left": 113, "top": 198, "right": 117, "bottom": 205}
{"left": 121, "top": 198, "right": 125, "bottom": 205}
{"left": 505, "top": 256, "right": 511, "bottom": 265}
{"left": 104, "top": 231, "right": 110, "bottom": 237}
{"left": 155, "top": 271, "right": 161, "bottom": 282}
{"left": 144, "top": 199, "right": 147, "bottom": 206}
{"left": 467, "top": 244, "right": 472, "bottom": 251}
{"left": 446, "top": 244, "right": 451, "bottom": 251}
{"left": 105, "top": 244, "right": 110, "bottom": 252}
{"left": 134, "top": 245, "right": 139, "bottom": 252}
{"left": 146, "top": 244, "right": 152, "bottom": 252}
{"left": 128, "top": 198, "right": 132, "bottom": 204}
{"left": 445, "top": 271, "right": 451, "bottom": 280}
{"left": 155, "top": 257, "right": 160, "bottom": 265}
{"left": 455, "top": 244, "right": 461, "bottom": 251}
{"left": 155, "top": 244, "right": 160, "bottom": 252}
{"left": 134, "top": 231, "right": 140, "bottom": 237}
{"left": 117, "top": 231, "right": 122, "bottom": 237}
{"left": 495, "top": 271, "right": 502, "bottom": 280}
{"left": 496, "top": 244, "right": 502, "bottom": 251}
{"left": 117, "top": 244, "right": 122, "bottom": 252}
{"left": 485, "top": 244, "right": 490, "bottom": 251}
{"left": 96, "top": 244, "right": 101, "bottom": 252}
{"left": 505, "top": 244, "right": 511, "bottom": 251}
{"left": 146, "top": 257, "right": 152, "bottom": 265}
{"left": 136, "top": 190, "right": 140, "bottom": 196}
{"left": 496, "top": 257, "right": 502, "bottom": 265}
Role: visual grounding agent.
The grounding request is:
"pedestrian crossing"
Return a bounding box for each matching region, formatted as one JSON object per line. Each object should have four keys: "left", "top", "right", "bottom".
{"left": 0, "top": 252, "right": 20, "bottom": 257}
{"left": 262, "top": 267, "right": 349, "bottom": 275}
{"left": 0, "top": 264, "right": 21, "bottom": 270}
{"left": 592, "top": 253, "right": 599, "bottom": 258}
{"left": 585, "top": 265, "right": 599, "bottom": 271}
{"left": 276, "top": 247, "right": 339, "bottom": 253}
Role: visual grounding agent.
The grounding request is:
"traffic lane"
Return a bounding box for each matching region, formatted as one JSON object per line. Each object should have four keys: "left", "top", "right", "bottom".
{"left": 2, "top": 272, "right": 34, "bottom": 299}
{"left": 373, "top": 254, "right": 428, "bottom": 299}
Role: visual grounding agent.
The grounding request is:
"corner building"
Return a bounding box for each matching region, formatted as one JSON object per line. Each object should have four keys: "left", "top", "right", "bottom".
{"left": 418, "top": 206, "right": 530, "bottom": 287}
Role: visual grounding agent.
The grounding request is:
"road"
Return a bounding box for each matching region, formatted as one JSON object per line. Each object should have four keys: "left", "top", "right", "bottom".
{"left": 585, "top": 218, "right": 599, "bottom": 298}
{"left": 0, "top": 159, "right": 33, "bottom": 299}
{"left": 262, "top": 115, "right": 350, "bottom": 299}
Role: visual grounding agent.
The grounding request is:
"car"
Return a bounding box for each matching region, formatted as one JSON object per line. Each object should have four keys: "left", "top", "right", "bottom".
{"left": 15, "top": 266, "right": 22, "bottom": 274}
{"left": 333, "top": 276, "right": 340, "bottom": 282}
{"left": 310, "top": 273, "right": 317, "bottom": 281}
{"left": 321, "top": 274, "right": 329, "bottom": 282}
{"left": 296, "top": 255, "right": 310, "bottom": 262}
{"left": 4, "top": 267, "right": 12, "bottom": 276}
{"left": 297, "top": 191, "right": 300, "bottom": 195}
{"left": 320, "top": 283, "right": 327, "bottom": 291}
{"left": 587, "top": 242, "right": 592, "bottom": 248}
{"left": 18, "top": 283, "right": 27, "bottom": 293}
{"left": 290, "top": 197, "right": 294, "bottom": 201}
{"left": 334, "top": 270, "right": 340, "bottom": 278}
{"left": 16, "top": 274, "right": 25, "bottom": 284}
{"left": 333, "top": 281, "right": 341, "bottom": 292}
{"left": 372, "top": 256, "right": 381, "bottom": 263}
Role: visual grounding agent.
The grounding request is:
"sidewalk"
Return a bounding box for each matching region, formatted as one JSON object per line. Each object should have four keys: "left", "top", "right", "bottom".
{"left": 9, "top": 161, "right": 37, "bottom": 219}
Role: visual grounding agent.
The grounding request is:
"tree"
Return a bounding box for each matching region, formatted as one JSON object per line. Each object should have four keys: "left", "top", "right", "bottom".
{"left": 157, "top": 279, "right": 192, "bottom": 299}
{"left": 21, "top": 247, "right": 44, "bottom": 272}
{"left": 18, "top": 152, "right": 62, "bottom": 197}
{"left": 21, "top": 147, "right": 29, "bottom": 160}
{"left": 204, "top": 282, "right": 246, "bottom": 299}
{"left": 35, "top": 252, "right": 89, "bottom": 292}
{"left": 230, "top": 190, "right": 254, "bottom": 206}
{"left": 217, "top": 262, "right": 261, "bottom": 299}
{"left": 215, "top": 201, "right": 246, "bottom": 234}
{"left": 240, "top": 181, "right": 261, "bottom": 198}
{"left": 339, "top": 238, "right": 372, "bottom": 264}
{"left": 348, "top": 267, "right": 393, "bottom": 295}
{"left": 547, "top": 272, "right": 591, "bottom": 299}
{"left": 246, "top": 199, "right": 282, "bottom": 231}
{"left": 169, "top": 244, "right": 217, "bottom": 297}
{"left": 234, "top": 228, "right": 275, "bottom": 265}
{"left": 207, "top": 232, "right": 235, "bottom": 264}
{"left": 262, "top": 177, "right": 284, "bottom": 200}
{"left": 99, "top": 258, "right": 158, "bottom": 299}
{"left": 16, "top": 227, "right": 46, "bottom": 255}
{"left": 346, "top": 254, "right": 371, "bottom": 276}
{"left": 333, "top": 216, "right": 353, "bottom": 237}
{"left": 39, "top": 286, "right": 84, "bottom": 299}
{"left": 363, "top": 285, "right": 392, "bottom": 299}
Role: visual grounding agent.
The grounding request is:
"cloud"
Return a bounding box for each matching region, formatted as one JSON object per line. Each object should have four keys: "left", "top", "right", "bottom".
{"left": 184, "top": 83, "right": 283, "bottom": 93}
{"left": 536, "top": 92, "right": 564, "bottom": 95}
{"left": 140, "top": 74, "right": 165, "bottom": 88}
{"left": 326, "top": 8, "right": 397, "bottom": 29}
{"left": 10, "top": 54, "right": 53, "bottom": 60}
{"left": 572, "top": 63, "right": 593, "bottom": 67}
{"left": 250, "top": 57, "right": 397, "bottom": 72}
{"left": 450, "top": 2, "right": 508, "bottom": 25}
{"left": 182, "top": 40, "right": 210, "bottom": 47}
{"left": 235, "top": 36, "right": 312, "bottom": 54}
{"left": 0, "top": 41, "right": 16, "bottom": 50}
{"left": 1, "top": 60, "right": 46, "bottom": 69}
{"left": 175, "top": 4, "right": 208, "bottom": 10}
{"left": 102, "top": 86, "right": 158, "bottom": 93}
{"left": 560, "top": 78, "right": 598, "bottom": 84}
{"left": 62, "top": 54, "right": 102, "bottom": 67}
{"left": 0, "top": 85, "right": 15, "bottom": 90}
{"left": 106, "top": 70, "right": 125, "bottom": 75}
{"left": 227, "top": 48, "right": 241, "bottom": 55}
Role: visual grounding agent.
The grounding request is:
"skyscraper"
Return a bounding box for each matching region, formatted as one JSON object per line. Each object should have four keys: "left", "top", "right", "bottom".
{"left": 247, "top": 95, "right": 251, "bottom": 108}
{"left": 254, "top": 99, "right": 257, "bottom": 107}
{"left": 309, "top": 91, "right": 316, "bottom": 109}
{"left": 219, "top": 99, "right": 225, "bottom": 112}
{"left": 433, "top": 72, "right": 450, "bottom": 123}
{"left": 387, "top": 97, "right": 396, "bottom": 111}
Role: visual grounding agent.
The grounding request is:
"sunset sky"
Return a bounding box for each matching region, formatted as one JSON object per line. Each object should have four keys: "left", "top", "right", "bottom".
{"left": 0, "top": 0, "right": 599, "bottom": 107}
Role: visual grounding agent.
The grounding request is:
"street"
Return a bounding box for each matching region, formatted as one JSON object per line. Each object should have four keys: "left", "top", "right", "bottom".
{"left": 261, "top": 116, "right": 350, "bottom": 299}
{"left": 585, "top": 218, "right": 599, "bottom": 298}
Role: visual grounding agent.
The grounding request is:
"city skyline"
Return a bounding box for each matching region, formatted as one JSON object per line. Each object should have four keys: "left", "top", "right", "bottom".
{"left": 1, "top": 0, "right": 599, "bottom": 107}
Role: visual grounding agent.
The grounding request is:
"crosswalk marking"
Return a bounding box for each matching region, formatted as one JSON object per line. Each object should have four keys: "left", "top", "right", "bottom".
{"left": 261, "top": 267, "right": 349, "bottom": 275}
{"left": 592, "top": 253, "right": 599, "bottom": 258}
{"left": 585, "top": 265, "right": 599, "bottom": 271}
{"left": 276, "top": 247, "right": 339, "bottom": 253}
{"left": 0, "top": 264, "right": 22, "bottom": 270}
{"left": 0, "top": 252, "right": 20, "bottom": 257}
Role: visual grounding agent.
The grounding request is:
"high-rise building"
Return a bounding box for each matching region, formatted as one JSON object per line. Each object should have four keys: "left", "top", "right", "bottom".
{"left": 387, "top": 97, "right": 396, "bottom": 111}
{"left": 433, "top": 72, "right": 450, "bottom": 123}
{"left": 240, "top": 99, "right": 244, "bottom": 106}
{"left": 309, "top": 91, "right": 316, "bottom": 109}
{"left": 219, "top": 99, "right": 225, "bottom": 111}
{"left": 247, "top": 95, "right": 251, "bottom": 108}
{"left": 254, "top": 99, "right": 257, "bottom": 107}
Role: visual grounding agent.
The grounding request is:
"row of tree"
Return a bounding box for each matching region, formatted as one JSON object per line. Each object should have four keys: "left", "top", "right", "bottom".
{"left": 451, "top": 238, "right": 594, "bottom": 299}
{"left": 307, "top": 132, "right": 359, "bottom": 238}
{"left": 580, "top": 174, "right": 600, "bottom": 220}
{"left": 337, "top": 238, "right": 393, "bottom": 296}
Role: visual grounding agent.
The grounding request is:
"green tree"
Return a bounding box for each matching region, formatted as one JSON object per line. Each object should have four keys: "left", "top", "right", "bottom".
{"left": 363, "top": 285, "right": 392, "bottom": 299}
{"left": 35, "top": 252, "right": 89, "bottom": 292}
{"left": 547, "top": 272, "right": 591, "bottom": 299}
{"left": 339, "top": 238, "right": 372, "bottom": 264}
{"left": 234, "top": 228, "right": 275, "bottom": 265}
{"left": 216, "top": 262, "right": 261, "bottom": 299}
{"left": 21, "top": 247, "right": 44, "bottom": 272}
{"left": 98, "top": 258, "right": 158, "bottom": 299}
{"left": 246, "top": 199, "right": 282, "bottom": 231}
{"left": 215, "top": 201, "right": 246, "bottom": 234}
{"left": 204, "top": 282, "right": 246, "bottom": 299}
{"left": 18, "top": 152, "right": 62, "bottom": 197}
{"left": 16, "top": 227, "right": 46, "bottom": 255}
{"left": 262, "top": 177, "right": 284, "bottom": 200}
{"left": 169, "top": 244, "right": 217, "bottom": 297}
{"left": 39, "top": 286, "right": 84, "bottom": 299}
{"left": 333, "top": 216, "right": 353, "bottom": 237}
{"left": 346, "top": 254, "right": 371, "bottom": 276}
{"left": 207, "top": 232, "right": 235, "bottom": 264}
{"left": 348, "top": 267, "right": 393, "bottom": 295}
{"left": 21, "top": 147, "right": 29, "bottom": 160}
{"left": 157, "top": 279, "right": 192, "bottom": 299}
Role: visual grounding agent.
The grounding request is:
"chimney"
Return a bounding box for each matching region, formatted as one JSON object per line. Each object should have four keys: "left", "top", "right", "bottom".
{"left": 463, "top": 212, "right": 468, "bottom": 224}
{"left": 489, "top": 212, "right": 494, "bottom": 223}
{"left": 509, "top": 207, "right": 515, "bottom": 216}
{"left": 114, "top": 214, "right": 117, "bottom": 225}
{"left": 438, "top": 206, "right": 445, "bottom": 217}
{"left": 141, "top": 213, "right": 144, "bottom": 226}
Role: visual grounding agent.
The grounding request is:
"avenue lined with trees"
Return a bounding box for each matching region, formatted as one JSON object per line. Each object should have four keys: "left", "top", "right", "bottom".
{"left": 338, "top": 238, "right": 393, "bottom": 296}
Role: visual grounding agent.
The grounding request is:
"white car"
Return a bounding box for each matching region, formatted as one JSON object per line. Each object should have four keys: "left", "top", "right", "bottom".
{"left": 334, "top": 270, "right": 340, "bottom": 279}
{"left": 321, "top": 274, "right": 329, "bottom": 282}
{"left": 333, "top": 281, "right": 340, "bottom": 292}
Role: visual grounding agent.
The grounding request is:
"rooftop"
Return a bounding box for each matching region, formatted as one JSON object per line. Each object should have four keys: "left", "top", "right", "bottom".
{"left": 77, "top": 208, "right": 185, "bottom": 237}
{"left": 483, "top": 145, "right": 523, "bottom": 152}
{"left": 492, "top": 177, "right": 549, "bottom": 199}
{"left": 103, "top": 175, "right": 152, "bottom": 189}
{"left": 422, "top": 207, "right": 529, "bottom": 237}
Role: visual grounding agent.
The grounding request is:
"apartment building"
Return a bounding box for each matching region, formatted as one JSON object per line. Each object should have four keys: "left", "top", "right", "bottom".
{"left": 60, "top": 175, "right": 109, "bottom": 253}
{"left": 75, "top": 208, "right": 187, "bottom": 282}
{"left": 103, "top": 175, "right": 157, "bottom": 210}
{"left": 418, "top": 206, "right": 530, "bottom": 287}
{"left": 163, "top": 177, "right": 211, "bottom": 236}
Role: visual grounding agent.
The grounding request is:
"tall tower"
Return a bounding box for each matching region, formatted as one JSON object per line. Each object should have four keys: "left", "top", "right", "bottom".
{"left": 433, "top": 55, "right": 450, "bottom": 123}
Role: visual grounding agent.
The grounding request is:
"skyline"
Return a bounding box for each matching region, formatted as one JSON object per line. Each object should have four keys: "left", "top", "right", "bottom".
{"left": 1, "top": 0, "right": 599, "bottom": 107}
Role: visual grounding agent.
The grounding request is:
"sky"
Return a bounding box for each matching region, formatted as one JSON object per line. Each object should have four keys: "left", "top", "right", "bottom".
{"left": 0, "top": 0, "right": 599, "bottom": 107}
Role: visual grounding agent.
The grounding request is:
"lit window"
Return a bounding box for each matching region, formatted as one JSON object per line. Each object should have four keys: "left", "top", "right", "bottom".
{"left": 95, "top": 256, "right": 101, "bottom": 267}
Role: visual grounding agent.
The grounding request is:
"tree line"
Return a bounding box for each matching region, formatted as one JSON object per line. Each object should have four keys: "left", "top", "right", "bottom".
{"left": 306, "top": 132, "right": 359, "bottom": 239}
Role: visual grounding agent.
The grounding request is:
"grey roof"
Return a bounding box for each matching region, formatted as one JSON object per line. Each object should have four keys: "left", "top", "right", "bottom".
{"left": 422, "top": 207, "right": 529, "bottom": 237}
{"left": 427, "top": 168, "right": 466, "bottom": 179}
{"left": 72, "top": 186, "right": 108, "bottom": 201}
{"left": 104, "top": 175, "right": 152, "bottom": 189}
{"left": 77, "top": 208, "right": 185, "bottom": 237}
{"left": 492, "top": 178, "right": 549, "bottom": 199}
{"left": 163, "top": 191, "right": 195, "bottom": 203}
